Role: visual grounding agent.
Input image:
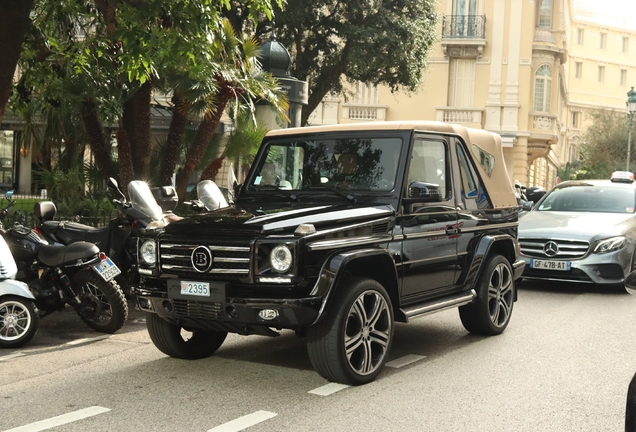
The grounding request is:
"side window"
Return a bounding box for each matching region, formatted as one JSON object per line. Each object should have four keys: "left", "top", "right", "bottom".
{"left": 406, "top": 138, "right": 449, "bottom": 199}
{"left": 456, "top": 142, "right": 491, "bottom": 209}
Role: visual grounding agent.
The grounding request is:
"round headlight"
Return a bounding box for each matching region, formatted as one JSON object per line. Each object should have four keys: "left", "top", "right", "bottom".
{"left": 270, "top": 244, "right": 292, "bottom": 273}
{"left": 140, "top": 240, "right": 156, "bottom": 265}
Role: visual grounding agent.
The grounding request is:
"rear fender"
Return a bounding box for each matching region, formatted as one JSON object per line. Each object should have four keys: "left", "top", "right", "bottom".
{"left": 310, "top": 248, "right": 399, "bottom": 324}
{"left": 0, "top": 279, "right": 35, "bottom": 300}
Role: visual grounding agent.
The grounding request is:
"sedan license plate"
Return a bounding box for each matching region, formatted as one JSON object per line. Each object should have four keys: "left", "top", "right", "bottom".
{"left": 180, "top": 281, "right": 210, "bottom": 297}
{"left": 92, "top": 258, "right": 122, "bottom": 282}
{"left": 531, "top": 259, "right": 571, "bottom": 271}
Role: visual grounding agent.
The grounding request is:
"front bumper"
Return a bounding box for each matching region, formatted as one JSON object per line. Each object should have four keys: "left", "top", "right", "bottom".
{"left": 135, "top": 286, "right": 323, "bottom": 334}
{"left": 513, "top": 259, "right": 525, "bottom": 280}
{"left": 520, "top": 247, "right": 630, "bottom": 284}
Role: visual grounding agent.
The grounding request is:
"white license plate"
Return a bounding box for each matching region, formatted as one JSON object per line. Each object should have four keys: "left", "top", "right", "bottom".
{"left": 92, "top": 258, "right": 122, "bottom": 282}
{"left": 531, "top": 259, "right": 571, "bottom": 271}
{"left": 180, "top": 281, "right": 210, "bottom": 297}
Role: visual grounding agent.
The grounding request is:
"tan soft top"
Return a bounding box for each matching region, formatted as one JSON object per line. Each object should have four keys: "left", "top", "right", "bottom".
{"left": 267, "top": 121, "right": 516, "bottom": 209}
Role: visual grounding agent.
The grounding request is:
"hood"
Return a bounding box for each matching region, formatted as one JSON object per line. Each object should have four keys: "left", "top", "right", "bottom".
{"left": 166, "top": 203, "right": 396, "bottom": 235}
{"left": 519, "top": 210, "right": 635, "bottom": 240}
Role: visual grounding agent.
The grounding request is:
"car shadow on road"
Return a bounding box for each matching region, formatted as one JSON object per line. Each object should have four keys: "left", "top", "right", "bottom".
{"left": 518, "top": 279, "right": 628, "bottom": 295}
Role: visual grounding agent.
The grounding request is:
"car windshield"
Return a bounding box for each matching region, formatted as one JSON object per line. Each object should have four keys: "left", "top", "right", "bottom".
{"left": 537, "top": 184, "right": 636, "bottom": 213}
{"left": 247, "top": 136, "right": 403, "bottom": 193}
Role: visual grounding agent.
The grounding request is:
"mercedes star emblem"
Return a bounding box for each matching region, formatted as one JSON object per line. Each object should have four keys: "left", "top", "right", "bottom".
{"left": 543, "top": 241, "right": 559, "bottom": 257}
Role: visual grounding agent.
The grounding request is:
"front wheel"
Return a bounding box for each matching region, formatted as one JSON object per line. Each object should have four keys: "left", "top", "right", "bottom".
{"left": 459, "top": 254, "right": 515, "bottom": 335}
{"left": 71, "top": 270, "right": 128, "bottom": 333}
{"left": 307, "top": 277, "right": 394, "bottom": 385}
{"left": 146, "top": 313, "right": 227, "bottom": 359}
{"left": 0, "top": 295, "right": 40, "bottom": 348}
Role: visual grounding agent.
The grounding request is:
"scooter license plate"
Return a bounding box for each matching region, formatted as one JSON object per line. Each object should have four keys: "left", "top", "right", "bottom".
{"left": 92, "top": 258, "right": 122, "bottom": 282}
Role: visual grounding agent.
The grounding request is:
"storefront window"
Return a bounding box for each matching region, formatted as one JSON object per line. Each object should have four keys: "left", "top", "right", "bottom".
{"left": 0, "top": 131, "right": 14, "bottom": 186}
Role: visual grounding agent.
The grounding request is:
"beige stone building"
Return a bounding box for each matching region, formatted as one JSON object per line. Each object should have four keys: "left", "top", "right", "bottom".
{"left": 308, "top": 0, "right": 636, "bottom": 189}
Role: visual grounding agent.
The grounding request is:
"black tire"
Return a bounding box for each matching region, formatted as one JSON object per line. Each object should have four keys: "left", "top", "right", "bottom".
{"left": 71, "top": 269, "right": 128, "bottom": 333}
{"left": 146, "top": 313, "right": 227, "bottom": 359}
{"left": 307, "top": 277, "right": 394, "bottom": 385}
{"left": 0, "top": 295, "right": 39, "bottom": 348}
{"left": 459, "top": 254, "right": 515, "bottom": 335}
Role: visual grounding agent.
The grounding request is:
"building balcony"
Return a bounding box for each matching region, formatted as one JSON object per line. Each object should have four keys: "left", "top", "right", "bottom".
{"left": 528, "top": 113, "right": 560, "bottom": 162}
{"left": 342, "top": 104, "right": 387, "bottom": 121}
{"left": 436, "top": 107, "right": 483, "bottom": 127}
{"left": 440, "top": 15, "right": 487, "bottom": 58}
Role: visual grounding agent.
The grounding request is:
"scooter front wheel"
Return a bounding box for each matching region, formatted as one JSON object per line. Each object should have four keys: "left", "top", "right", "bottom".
{"left": 0, "top": 295, "right": 39, "bottom": 348}
{"left": 72, "top": 270, "right": 128, "bottom": 333}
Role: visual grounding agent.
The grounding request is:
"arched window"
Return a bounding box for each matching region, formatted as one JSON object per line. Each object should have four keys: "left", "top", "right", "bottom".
{"left": 538, "top": 0, "right": 553, "bottom": 28}
{"left": 534, "top": 64, "right": 552, "bottom": 112}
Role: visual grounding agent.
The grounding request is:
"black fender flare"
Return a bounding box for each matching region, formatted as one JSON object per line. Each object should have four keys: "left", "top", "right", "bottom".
{"left": 464, "top": 234, "right": 518, "bottom": 292}
{"left": 309, "top": 248, "right": 398, "bottom": 324}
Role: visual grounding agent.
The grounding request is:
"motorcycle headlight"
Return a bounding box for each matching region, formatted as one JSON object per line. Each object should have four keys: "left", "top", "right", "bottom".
{"left": 594, "top": 236, "right": 626, "bottom": 254}
{"left": 140, "top": 240, "right": 157, "bottom": 265}
{"left": 270, "top": 244, "right": 292, "bottom": 273}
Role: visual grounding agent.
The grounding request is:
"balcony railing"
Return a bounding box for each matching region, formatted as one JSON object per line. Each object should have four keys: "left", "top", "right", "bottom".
{"left": 436, "top": 107, "right": 483, "bottom": 126}
{"left": 342, "top": 104, "right": 387, "bottom": 121}
{"left": 442, "top": 15, "right": 486, "bottom": 39}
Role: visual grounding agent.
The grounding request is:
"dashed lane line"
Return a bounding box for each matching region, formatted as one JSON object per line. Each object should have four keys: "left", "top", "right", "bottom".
{"left": 385, "top": 354, "right": 426, "bottom": 368}
{"left": 308, "top": 382, "right": 349, "bottom": 396}
{"left": 3, "top": 406, "right": 111, "bottom": 432}
{"left": 207, "top": 411, "right": 277, "bottom": 432}
{"left": 0, "top": 353, "right": 25, "bottom": 362}
{"left": 65, "top": 335, "right": 111, "bottom": 346}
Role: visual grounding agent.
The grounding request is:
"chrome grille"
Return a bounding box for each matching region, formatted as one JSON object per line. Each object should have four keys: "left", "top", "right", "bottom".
{"left": 160, "top": 241, "right": 251, "bottom": 278}
{"left": 519, "top": 238, "right": 590, "bottom": 259}
{"left": 173, "top": 300, "right": 222, "bottom": 320}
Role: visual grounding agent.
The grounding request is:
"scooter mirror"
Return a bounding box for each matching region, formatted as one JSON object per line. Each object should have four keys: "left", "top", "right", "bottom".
{"left": 107, "top": 177, "right": 119, "bottom": 189}
{"left": 5, "top": 190, "right": 13, "bottom": 199}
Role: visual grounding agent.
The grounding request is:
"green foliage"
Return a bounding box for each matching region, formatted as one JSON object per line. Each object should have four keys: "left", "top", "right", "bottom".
{"left": 222, "top": 106, "right": 268, "bottom": 166}
{"left": 580, "top": 108, "right": 632, "bottom": 173}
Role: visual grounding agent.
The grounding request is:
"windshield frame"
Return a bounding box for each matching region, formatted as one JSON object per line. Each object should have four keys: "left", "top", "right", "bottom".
{"left": 240, "top": 130, "right": 410, "bottom": 202}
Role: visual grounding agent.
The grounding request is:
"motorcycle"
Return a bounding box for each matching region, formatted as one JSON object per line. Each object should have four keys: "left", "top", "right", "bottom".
{"left": 0, "top": 191, "right": 128, "bottom": 334}
{"left": 35, "top": 178, "right": 166, "bottom": 297}
{"left": 183, "top": 180, "right": 229, "bottom": 213}
{"left": 0, "top": 198, "right": 39, "bottom": 347}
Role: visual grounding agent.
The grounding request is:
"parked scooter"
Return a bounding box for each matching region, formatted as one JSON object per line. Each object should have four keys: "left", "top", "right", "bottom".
{"left": 0, "top": 191, "right": 128, "bottom": 334}
{"left": 0, "top": 199, "right": 39, "bottom": 347}
{"left": 35, "top": 178, "right": 166, "bottom": 297}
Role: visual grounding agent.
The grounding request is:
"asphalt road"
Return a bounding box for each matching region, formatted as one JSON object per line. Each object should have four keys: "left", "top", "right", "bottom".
{"left": 2, "top": 280, "right": 636, "bottom": 432}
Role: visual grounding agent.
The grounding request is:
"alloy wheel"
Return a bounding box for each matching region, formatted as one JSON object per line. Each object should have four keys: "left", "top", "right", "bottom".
{"left": 487, "top": 262, "right": 514, "bottom": 327}
{"left": 0, "top": 300, "right": 32, "bottom": 341}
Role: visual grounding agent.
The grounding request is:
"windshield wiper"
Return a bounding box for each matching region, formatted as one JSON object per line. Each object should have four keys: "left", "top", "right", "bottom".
{"left": 249, "top": 184, "right": 299, "bottom": 201}
{"left": 307, "top": 185, "right": 357, "bottom": 203}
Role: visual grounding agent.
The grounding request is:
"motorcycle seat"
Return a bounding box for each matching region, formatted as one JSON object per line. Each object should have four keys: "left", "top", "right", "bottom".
{"left": 37, "top": 241, "right": 100, "bottom": 267}
{"left": 42, "top": 221, "right": 110, "bottom": 246}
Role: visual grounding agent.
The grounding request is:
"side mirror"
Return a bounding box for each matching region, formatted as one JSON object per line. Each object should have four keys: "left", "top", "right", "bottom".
{"left": 107, "top": 177, "right": 119, "bottom": 190}
{"left": 5, "top": 190, "right": 14, "bottom": 199}
{"left": 405, "top": 182, "right": 443, "bottom": 203}
{"left": 626, "top": 270, "right": 636, "bottom": 295}
{"left": 522, "top": 201, "right": 534, "bottom": 211}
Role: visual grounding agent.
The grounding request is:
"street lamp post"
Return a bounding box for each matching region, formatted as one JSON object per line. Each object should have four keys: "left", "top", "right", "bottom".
{"left": 626, "top": 87, "right": 636, "bottom": 171}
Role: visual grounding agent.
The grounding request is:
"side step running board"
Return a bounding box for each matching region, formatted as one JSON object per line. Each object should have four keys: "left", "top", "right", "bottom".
{"left": 400, "top": 290, "right": 476, "bottom": 322}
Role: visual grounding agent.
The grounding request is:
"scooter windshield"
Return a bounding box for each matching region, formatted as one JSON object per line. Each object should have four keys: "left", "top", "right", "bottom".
{"left": 197, "top": 180, "right": 228, "bottom": 211}
{"left": 128, "top": 181, "right": 164, "bottom": 221}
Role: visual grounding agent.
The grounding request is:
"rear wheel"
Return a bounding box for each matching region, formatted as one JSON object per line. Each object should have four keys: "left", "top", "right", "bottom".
{"left": 307, "top": 277, "right": 394, "bottom": 385}
{"left": 72, "top": 270, "right": 128, "bottom": 333}
{"left": 0, "top": 295, "right": 39, "bottom": 348}
{"left": 459, "top": 254, "right": 514, "bottom": 335}
{"left": 146, "top": 313, "right": 227, "bottom": 359}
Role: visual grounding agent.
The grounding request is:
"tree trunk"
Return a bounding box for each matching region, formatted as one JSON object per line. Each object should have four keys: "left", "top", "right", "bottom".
{"left": 175, "top": 90, "right": 232, "bottom": 199}
{"left": 158, "top": 92, "right": 189, "bottom": 186}
{"left": 0, "top": 0, "right": 35, "bottom": 123}
{"left": 199, "top": 157, "right": 225, "bottom": 182}
{"left": 116, "top": 129, "right": 134, "bottom": 192}
{"left": 133, "top": 80, "right": 152, "bottom": 180}
{"left": 80, "top": 99, "right": 116, "bottom": 179}
{"left": 122, "top": 97, "right": 137, "bottom": 174}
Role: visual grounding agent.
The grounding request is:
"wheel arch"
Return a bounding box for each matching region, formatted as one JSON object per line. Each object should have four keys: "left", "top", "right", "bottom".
{"left": 464, "top": 234, "right": 517, "bottom": 291}
{"left": 310, "top": 248, "right": 399, "bottom": 324}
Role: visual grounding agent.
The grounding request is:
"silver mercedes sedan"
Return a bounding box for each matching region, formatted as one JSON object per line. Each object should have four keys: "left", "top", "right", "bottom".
{"left": 518, "top": 175, "right": 636, "bottom": 286}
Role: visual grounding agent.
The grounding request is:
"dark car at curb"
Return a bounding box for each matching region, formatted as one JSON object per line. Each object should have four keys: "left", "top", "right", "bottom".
{"left": 134, "top": 121, "right": 525, "bottom": 385}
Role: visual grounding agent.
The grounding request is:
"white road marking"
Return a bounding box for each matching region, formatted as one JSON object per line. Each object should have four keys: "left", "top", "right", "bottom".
{"left": 308, "top": 382, "right": 349, "bottom": 396}
{"left": 207, "top": 411, "right": 277, "bottom": 432}
{"left": 66, "top": 335, "right": 110, "bottom": 346}
{"left": 385, "top": 354, "right": 426, "bottom": 368}
{"left": 0, "top": 352, "right": 25, "bottom": 362}
{"left": 3, "top": 406, "right": 111, "bottom": 432}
